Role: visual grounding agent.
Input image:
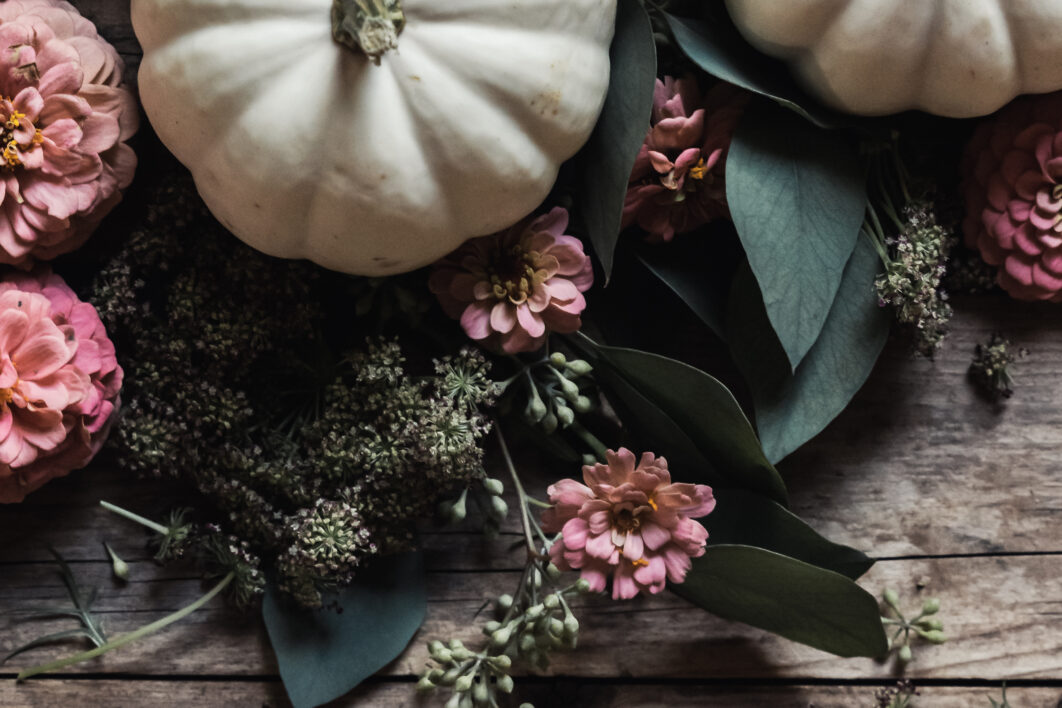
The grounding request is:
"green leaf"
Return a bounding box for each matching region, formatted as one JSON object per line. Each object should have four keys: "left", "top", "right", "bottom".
{"left": 726, "top": 101, "right": 866, "bottom": 371}
{"left": 588, "top": 342, "right": 788, "bottom": 505}
{"left": 674, "top": 545, "right": 887, "bottom": 658}
{"left": 263, "top": 551, "right": 426, "bottom": 708}
{"left": 729, "top": 235, "right": 890, "bottom": 463}
{"left": 708, "top": 489, "right": 873, "bottom": 579}
{"left": 665, "top": 10, "right": 844, "bottom": 128}
{"left": 578, "top": 0, "right": 656, "bottom": 280}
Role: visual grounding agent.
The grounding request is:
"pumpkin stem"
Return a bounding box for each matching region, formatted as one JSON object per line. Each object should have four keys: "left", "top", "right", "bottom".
{"left": 331, "top": 0, "right": 405, "bottom": 65}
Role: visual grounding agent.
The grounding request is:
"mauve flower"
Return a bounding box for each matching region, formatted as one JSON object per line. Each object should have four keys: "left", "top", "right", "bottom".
{"left": 0, "top": 0, "right": 138, "bottom": 267}
{"left": 961, "top": 91, "right": 1062, "bottom": 301}
{"left": 623, "top": 77, "right": 748, "bottom": 243}
{"left": 0, "top": 269, "right": 122, "bottom": 502}
{"left": 429, "top": 207, "right": 593, "bottom": 354}
{"left": 541, "top": 448, "right": 715, "bottom": 600}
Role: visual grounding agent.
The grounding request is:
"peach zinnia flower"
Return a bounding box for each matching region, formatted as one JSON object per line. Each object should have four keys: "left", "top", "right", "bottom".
{"left": 541, "top": 448, "right": 715, "bottom": 600}
{"left": 623, "top": 77, "right": 747, "bottom": 243}
{"left": 0, "top": 0, "right": 138, "bottom": 266}
{"left": 429, "top": 207, "right": 593, "bottom": 354}
{"left": 0, "top": 269, "right": 122, "bottom": 502}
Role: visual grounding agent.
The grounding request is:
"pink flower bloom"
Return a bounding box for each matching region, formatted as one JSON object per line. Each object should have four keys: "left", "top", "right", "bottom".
{"left": 0, "top": 0, "right": 138, "bottom": 267}
{"left": 0, "top": 269, "right": 122, "bottom": 502}
{"left": 623, "top": 77, "right": 748, "bottom": 243}
{"left": 429, "top": 207, "right": 593, "bottom": 354}
{"left": 541, "top": 448, "right": 715, "bottom": 600}
{"left": 961, "top": 91, "right": 1062, "bottom": 301}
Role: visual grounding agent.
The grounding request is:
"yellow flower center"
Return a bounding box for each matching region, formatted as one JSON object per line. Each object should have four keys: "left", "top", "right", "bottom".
{"left": 0, "top": 387, "right": 11, "bottom": 406}
{"left": 0, "top": 101, "right": 42, "bottom": 171}
{"left": 688, "top": 158, "right": 708, "bottom": 181}
{"left": 487, "top": 241, "right": 548, "bottom": 306}
{"left": 631, "top": 558, "right": 649, "bottom": 568}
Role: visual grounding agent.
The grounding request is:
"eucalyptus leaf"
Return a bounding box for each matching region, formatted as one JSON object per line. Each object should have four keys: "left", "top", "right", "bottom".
{"left": 665, "top": 10, "right": 843, "bottom": 128}
{"left": 578, "top": 0, "right": 656, "bottom": 280}
{"left": 726, "top": 101, "right": 866, "bottom": 371}
{"left": 729, "top": 235, "right": 890, "bottom": 463}
{"left": 263, "top": 551, "right": 426, "bottom": 708}
{"left": 635, "top": 234, "right": 732, "bottom": 339}
{"left": 674, "top": 545, "right": 887, "bottom": 658}
{"left": 708, "top": 489, "right": 873, "bottom": 579}
{"left": 588, "top": 342, "right": 787, "bottom": 505}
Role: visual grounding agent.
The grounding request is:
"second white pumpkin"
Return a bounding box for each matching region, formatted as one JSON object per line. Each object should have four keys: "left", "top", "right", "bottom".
{"left": 131, "top": 0, "right": 616, "bottom": 275}
{"left": 725, "top": 0, "right": 1062, "bottom": 118}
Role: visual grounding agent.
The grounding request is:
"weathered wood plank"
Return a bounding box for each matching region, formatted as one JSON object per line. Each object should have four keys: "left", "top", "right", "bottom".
{"left": 2, "top": 555, "right": 1061, "bottom": 681}
{"left": 1, "top": 680, "right": 1057, "bottom": 708}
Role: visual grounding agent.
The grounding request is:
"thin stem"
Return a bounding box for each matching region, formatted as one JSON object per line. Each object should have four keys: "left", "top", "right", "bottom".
{"left": 17, "top": 572, "right": 234, "bottom": 681}
{"left": 569, "top": 422, "right": 608, "bottom": 462}
{"left": 99, "top": 501, "right": 168, "bottom": 536}
{"left": 495, "top": 426, "right": 546, "bottom": 562}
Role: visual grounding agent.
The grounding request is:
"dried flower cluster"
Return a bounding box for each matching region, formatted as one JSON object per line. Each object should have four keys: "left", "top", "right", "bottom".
{"left": 873, "top": 202, "right": 956, "bottom": 357}
{"left": 969, "top": 333, "right": 1027, "bottom": 401}
{"left": 91, "top": 169, "right": 496, "bottom": 607}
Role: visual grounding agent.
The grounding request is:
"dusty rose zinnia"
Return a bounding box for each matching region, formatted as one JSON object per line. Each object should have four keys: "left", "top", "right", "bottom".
{"left": 0, "top": 0, "right": 138, "bottom": 267}
{"left": 962, "top": 91, "right": 1062, "bottom": 301}
{"left": 541, "top": 448, "right": 715, "bottom": 600}
{"left": 429, "top": 207, "right": 593, "bottom": 354}
{"left": 0, "top": 269, "right": 122, "bottom": 502}
{"left": 623, "top": 77, "right": 748, "bottom": 243}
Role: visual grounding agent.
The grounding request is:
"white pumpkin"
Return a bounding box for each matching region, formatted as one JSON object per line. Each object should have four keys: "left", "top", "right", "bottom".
{"left": 724, "top": 0, "right": 1062, "bottom": 118}
{"left": 131, "top": 0, "right": 616, "bottom": 275}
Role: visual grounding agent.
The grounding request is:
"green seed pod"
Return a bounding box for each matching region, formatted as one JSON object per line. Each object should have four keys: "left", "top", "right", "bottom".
{"left": 525, "top": 392, "right": 548, "bottom": 424}
{"left": 563, "top": 615, "right": 580, "bottom": 638}
{"left": 445, "top": 692, "right": 463, "bottom": 708}
{"left": 451, "top": 647, "right": 473, "bottom": 662}
{"left": 545, "top": 564, "right": 562, "bottom": 581}
{"left": 917, "top": 618, "right": 944, "bottom": 632}
{"left": 482, "top": 477, "right": 504, "bottom": 496}
{"left": 472, "top": 680, "right": 490, "bottom": 705}
{"left": 550, "top": 352, "right": 567, "bottom": 367}
{"left": 428, "top": 669, "right": 445, "bottom": 682}
{"left": 441, "top": 668, "right": 462, "bottom": 685}
{"left": 897, "top": 644, "right": 913, "bottom": 663}
{"left": 105, "top": 543, "right": 129, "bottom": 581}
{"left": 572, "top": 395, "right": 593, "bottom": 413}
{"left": 883, "top": 588, "right": 900, "bottom": 607}
{"left": 449, "top": 490, "right": 468, "bottom": 524}
{"left": 549, "top": 617, "right": 565, "bottom": 636}
{"left": 566, "top": 359, "right": 593, "bottom": 376}
{"left": 525, "top": 603, "right": 545, "bottom": 621}
{"left": 416, "top": 675, "right": 436, "bottom": 693}
{"left": 484, "top": 620, "right": 502, "bottom": 634}
{"left": 448, "top": 639, "right": 465, "bottom": 650}
{"left": 490, "top": 495, "right": 509, "bottom": 521}
{"left": 495, "top": 594, "right": 514, "bottom": 612}
{"left": 920, "top": 629, "right": 947, "bottom": 644}
{"left": 575, "top": 578, "right": 592, "bottom": 593}
{"left": 488, "top": 654, "right": 512, "bottom": 670}
{"left": 921, "top": 597, "right": 941, "bottom": 615}
{"left": 519, "top": 631, "right": 536, "bottom": 654}
{"left": 541, "top": 411, "right": 558, "bottom": 434}
{"left": 454, "top": 674, "right": 474, "bottom": 693}
{"left": 497, "top": 674, "right": 515, "bottom": 694}
{"left": 544, "top": 593, "right": 560, "bottom": 610}
{"left": 490, "top": 624, "right": 513, "bottom": 647}
{"left": 554, "top": 400, "right": 575, "bottom": 427}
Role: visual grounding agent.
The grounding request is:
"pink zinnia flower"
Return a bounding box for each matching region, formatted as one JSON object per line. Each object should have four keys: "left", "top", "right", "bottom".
{"left": 623, "top": 77, "right": 748, "bottom": 243}
{"left": 429, "top": 207, "right": 593, "bottom": 354}
{"left": 541, "top": 448, "right": 715, "bottom": 600}
{"left": 0, "top": 269, "right": 122, "bottom": 502}
{"left": 962, "top": 91, "right": 1062, "bottom": 301}
{"left": 0, "top": 0, "right": 138, "bottom": 267}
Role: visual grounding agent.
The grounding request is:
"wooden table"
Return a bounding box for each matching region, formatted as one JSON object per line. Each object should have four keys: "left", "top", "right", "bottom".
{"left": 4, "top": 3, "right": 1062, "bottom": 706}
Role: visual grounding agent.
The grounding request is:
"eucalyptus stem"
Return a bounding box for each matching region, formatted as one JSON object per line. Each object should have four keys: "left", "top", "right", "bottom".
{"left": 569, "top": 421, "right": 608, "bottom": 462}
{"left": 16, "top": 572, "right": 234, "bottom": 681}
{"left": 99, "top": 500, "right": 168, "bottom": 535}
{"left": 495, "top": 427, "right": 546, "bottom": 562}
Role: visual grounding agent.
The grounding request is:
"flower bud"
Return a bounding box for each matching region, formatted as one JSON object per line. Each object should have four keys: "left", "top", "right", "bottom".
{"left": 482, "top": 477, "right": 504, "bottom": 496}
{"left": 917, "top": 618, "right": 944, "bottom": 632}
{"left": 545, "top": 563, "right": 562, "bottom": 581}
{"left": 489, "top": 495, "right": 509, "bottom": 521}
{"left": 544, "top": 593, "right": 560, "bottom": 609}
{"left": 495, "top": 594, "right": 514, "bottom": 612}
{"left": 525, "top": 603, "right": 545, "bottom": 620}
{"left": 484, "top": 620, "right": 501, "bottom": 634}
{"left": 428, "top": 669, "right": 445, "bottom": 682}
{"left": 921, "top": 597, "right": 941, "bottom": 615}
{"left": 490, "top": 624, "right": 513, "bottom": 647}
{"left": 519, "top": 631, "right": 536, "bottom": 654}
{"left": 454, "top": 674, "right": 474, "bottom": 693}
{"left": 541, "top": 411, "right": 558, "bottom": 434}
{"left": 496, "top": 674, "right": 515, "bottom": 694}
{"left": 554, "top": 400, "right": 575, "bottom": 427}
{"left": 883, "top": 588, "right": 900, "bottom": 608}
{"left": 572, "top": 395, "right": 593, "bottom": 413}
{"left": 105, "top": 543, "right": 129, "bottom": 581}
{"left": 575, "top": 578, "right": 592, "bottom": 593}
{"left": 549, "top": 617, "right": 565, "bottom": 636}
{"left": 525, "top": 392, "right": 548, "bottom": 424}
{"left": 448, "top": 639, "right": 465, "bottom": 650}
{"left": 531, "top": 567, "right": 543, "bottom": 589}
{"left": 451, "top": 647, "right": 473, "bottom": 662}
{"left": 445, "top": 692, "right": 463, "bottom": 708}
{"left": 441, "top": 667, "right": 462, "bottom": 685}
{"left": 488, "top": 654, "right": 512, "bottom": 670}
{"left": 550, "top": 352, "right": 567, "bottom": 367}
{"left": 448, "top": 490, "right": 468, "bottom": 523}
{"left": 428, "top": 640, "right": 452, "bottom": 663}
{"left": 566, "top": 359, "right": 593, "bottom": 376}
{"left": 472, "top": 680, "right": 490, "bottom": 705}
{"left": 919, "top": 629, "right": 947, "bottom": 644}
{"left": 416, "top": 675, "right": 436, "bottom": 693}
{"left": 555, "top": 374, "right": 580, "bottom": 400}
{"left": 897, "top": 644, "right": 912, "bottom": 663}
{"left": 563, "top": 615, "right": 580, "bottom": 638}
